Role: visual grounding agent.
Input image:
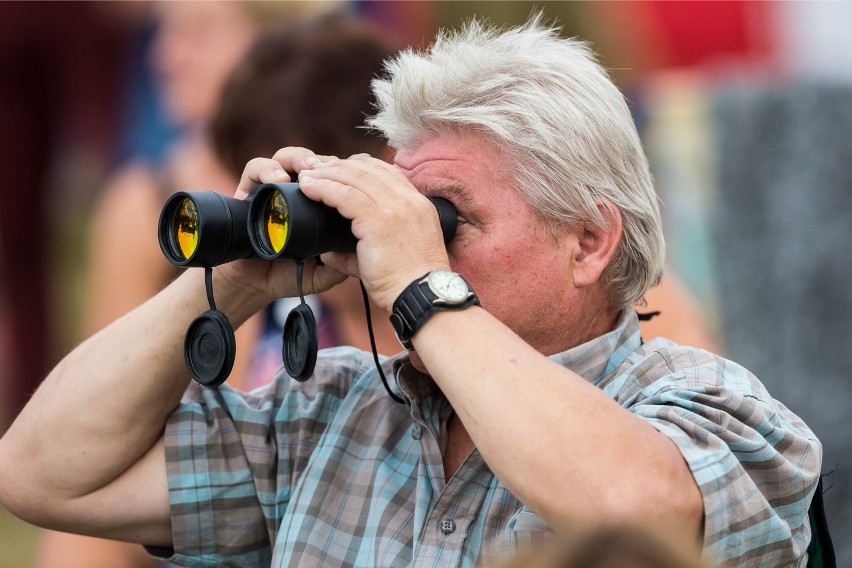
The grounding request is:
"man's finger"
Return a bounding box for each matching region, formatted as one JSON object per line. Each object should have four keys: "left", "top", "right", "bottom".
{"left": 270, "top": 146, "right": 318, "bottom": 172}
{"left": 235, "top": 147, "right": 318, "bottom": 199}
{"left": 235, "top": 157, "right": 291, "bottom": 199}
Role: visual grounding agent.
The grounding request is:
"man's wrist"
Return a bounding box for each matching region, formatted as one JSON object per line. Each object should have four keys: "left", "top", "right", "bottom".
{"left": 390, "top": 269, "right": 479, "bottom": 350}
{"left": 181, "top": 267, "right": 268, "bottom": 327}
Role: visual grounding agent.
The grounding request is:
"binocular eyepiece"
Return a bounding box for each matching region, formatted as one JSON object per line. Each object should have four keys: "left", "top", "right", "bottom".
{"left": 158, "top": 182, "right": 458, "bottom": 267}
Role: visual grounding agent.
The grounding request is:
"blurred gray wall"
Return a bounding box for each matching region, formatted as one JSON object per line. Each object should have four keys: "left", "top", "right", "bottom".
{"left": 711, "top": 82, "right": 852, "bottom": 564}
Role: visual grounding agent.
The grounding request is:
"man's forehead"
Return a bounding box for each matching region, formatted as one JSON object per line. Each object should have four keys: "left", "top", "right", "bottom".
{"left": 393, "top": 144, "right": 464, "bottom": 176}
{"left": 393, "top": 132, "right": 501, "bottom": 179}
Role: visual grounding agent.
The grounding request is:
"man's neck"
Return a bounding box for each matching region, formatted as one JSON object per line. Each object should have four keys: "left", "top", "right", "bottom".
{"left": 443, "top": 412, "right": 475, "bottom": 482}
{"left": 536, "top": 290, "right": 620, "bottom": 356}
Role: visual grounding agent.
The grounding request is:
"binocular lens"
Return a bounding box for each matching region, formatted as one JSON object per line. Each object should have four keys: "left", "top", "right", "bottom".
{"left": 174, "top": 198, "right": 199, "bottom": 260}
{"left": 264, "top": 189, "right": 289, "bottom": 254}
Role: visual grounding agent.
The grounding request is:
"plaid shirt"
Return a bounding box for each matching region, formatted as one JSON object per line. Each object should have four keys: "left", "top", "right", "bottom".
{"left": 155, "top": 309, "right": 821, "bottom": 567}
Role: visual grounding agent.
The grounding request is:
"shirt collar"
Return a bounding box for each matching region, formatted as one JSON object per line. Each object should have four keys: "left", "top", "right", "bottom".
{"left": 393, "top": 357, "right": 441, "bottom": 404}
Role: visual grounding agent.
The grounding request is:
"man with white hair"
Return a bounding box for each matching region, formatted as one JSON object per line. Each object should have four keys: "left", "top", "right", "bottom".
{"left": 0, "top": 15, "right": 820, "bottom": 567}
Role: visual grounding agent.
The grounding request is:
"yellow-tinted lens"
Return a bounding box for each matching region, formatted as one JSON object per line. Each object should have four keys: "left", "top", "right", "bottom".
{"left": 264, "top": 190, "right": 289, "bottom": 253}
{"left": 174, "top": 198, "right": 199, "bottom": 260}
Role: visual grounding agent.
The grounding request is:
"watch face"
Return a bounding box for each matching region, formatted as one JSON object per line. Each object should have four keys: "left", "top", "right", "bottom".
{"left": 427, "top": 270, "right": 470, "bottom": 304}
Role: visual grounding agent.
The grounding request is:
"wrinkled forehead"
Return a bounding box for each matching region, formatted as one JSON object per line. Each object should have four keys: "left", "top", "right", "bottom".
{"left": 393, "top": 132, "right": 512, "bottom": 186}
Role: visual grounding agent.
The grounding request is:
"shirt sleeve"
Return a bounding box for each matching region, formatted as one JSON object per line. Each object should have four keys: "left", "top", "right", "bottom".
{"left": 153, "top": 347, "right": 374, "bottom": 567}
{"left": 624, "top": 346, "right": 822, "bottom": 567}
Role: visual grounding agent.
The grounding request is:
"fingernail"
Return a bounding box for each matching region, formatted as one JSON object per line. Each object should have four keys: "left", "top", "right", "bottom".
{"left": 304, "top": 156, "right": 321, "bottom": 166}
{"left": 273, "top": 168, "right": 289, "bottom": 180}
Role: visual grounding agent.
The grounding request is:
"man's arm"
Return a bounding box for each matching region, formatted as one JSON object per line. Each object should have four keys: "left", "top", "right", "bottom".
{"left": 412, "top": 307, "right": 704, "bottom": 538}
{"left": 0, "top": 270, "right": 241, "bottom": 544}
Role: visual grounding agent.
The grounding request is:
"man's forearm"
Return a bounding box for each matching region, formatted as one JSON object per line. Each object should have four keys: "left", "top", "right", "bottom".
{"left": 0, "top": 268, "right": 263, "bottom": 507}
{"left": 413, "top": 307, "right": 704, "bottom": 538}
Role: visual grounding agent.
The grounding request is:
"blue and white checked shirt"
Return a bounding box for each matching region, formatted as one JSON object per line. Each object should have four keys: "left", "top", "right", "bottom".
{"left": 155, "top": 309, "right": 821, "bottom": 567}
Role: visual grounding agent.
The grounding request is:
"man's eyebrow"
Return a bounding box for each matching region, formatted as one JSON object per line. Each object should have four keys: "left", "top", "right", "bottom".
{"left": 423, "top": 182, "right": 475, "bottom": 209}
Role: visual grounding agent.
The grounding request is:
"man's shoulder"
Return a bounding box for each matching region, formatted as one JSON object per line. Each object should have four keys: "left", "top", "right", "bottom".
{"left": 605, "top": 337, "right": 819, "bottom": 450}
{"left": 605, "top": 338, "right": 771, "bottom": 403}
{"left": 631, "top": 338, "right": 738, "bottom": 376}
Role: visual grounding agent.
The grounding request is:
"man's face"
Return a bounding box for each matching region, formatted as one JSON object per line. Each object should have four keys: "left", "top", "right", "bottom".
{"left": 394, "top": 131, "right": 584, "bottom": 355}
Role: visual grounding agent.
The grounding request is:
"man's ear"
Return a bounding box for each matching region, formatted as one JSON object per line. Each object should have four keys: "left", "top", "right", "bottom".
{"left": 571, "top": 202, "right": 622, "bottom": 289}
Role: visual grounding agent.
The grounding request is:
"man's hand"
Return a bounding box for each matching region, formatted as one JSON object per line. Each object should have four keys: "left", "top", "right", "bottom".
{"left": 297, "top": 153, "right": 451, "bottom": 312}
{"left": 214, "top": 147, "right": 349, "bottom": 305}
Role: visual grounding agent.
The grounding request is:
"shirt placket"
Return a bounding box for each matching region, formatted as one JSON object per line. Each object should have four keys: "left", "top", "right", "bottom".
{"left": 413, "top": 450, "right": 492, "bottom": 568}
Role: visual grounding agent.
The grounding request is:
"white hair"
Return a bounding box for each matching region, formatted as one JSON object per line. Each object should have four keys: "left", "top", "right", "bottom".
{"left": 367, "top": 14, "right": 664, "bottom": 308}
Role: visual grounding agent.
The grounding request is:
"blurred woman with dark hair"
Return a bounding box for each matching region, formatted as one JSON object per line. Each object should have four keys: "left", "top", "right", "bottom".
{"left": 209, "top": 13, "right": 406, "bottom": 387}
{"left": 34, "top": 8, "right": 399, "bottom": 568}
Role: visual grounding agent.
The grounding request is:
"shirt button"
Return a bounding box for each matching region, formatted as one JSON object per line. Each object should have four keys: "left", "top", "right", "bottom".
{"left": 411, "top": 425, "right": 423, "bottom": 440}
{"left": 439, "top": 519, "right": 456, "bottom": 535}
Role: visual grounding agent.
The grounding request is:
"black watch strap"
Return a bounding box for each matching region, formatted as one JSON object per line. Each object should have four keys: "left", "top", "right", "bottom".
{"left": 390, "top": 271, "right": 479, "bottom": 350}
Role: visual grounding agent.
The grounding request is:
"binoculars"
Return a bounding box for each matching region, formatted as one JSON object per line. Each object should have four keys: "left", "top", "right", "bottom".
{"left": 158, "top": 182, "right": 458, "bottom": 266}
{"left": 158, "top": 182, "right": 457, "bottom": 387}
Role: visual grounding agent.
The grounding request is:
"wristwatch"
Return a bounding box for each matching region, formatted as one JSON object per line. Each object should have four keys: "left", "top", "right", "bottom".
{"left": 390, "top": 270, "right": 479, "bottom": 350}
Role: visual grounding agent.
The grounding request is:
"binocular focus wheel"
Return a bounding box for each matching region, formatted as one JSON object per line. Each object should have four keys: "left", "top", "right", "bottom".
{"left": 184, "top": 310, "right": 236, "bottom": 387}
{"left": 283, "top": 304, "right": 318, "bottom": 382}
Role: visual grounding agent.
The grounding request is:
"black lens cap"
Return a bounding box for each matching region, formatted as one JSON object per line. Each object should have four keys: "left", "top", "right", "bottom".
{"left": 184, "top": 309, "right": 236, "bottom": 387}
{"left": 282, "top": 303, "right": 318, "bottom": 382}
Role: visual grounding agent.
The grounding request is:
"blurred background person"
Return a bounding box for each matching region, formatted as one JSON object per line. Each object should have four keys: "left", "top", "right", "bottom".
{"left": 80, "top": 1, "right": 280, "bottom": 388}
{"left": 30, "top": 3, "right": 355, "bottom": 567}
{"left": 209, "top": 13, "right": 405, "bottom": 386}
{"left": 32, "top": 9, "right": 401, "bottom": 568}
{"left": 496, "top": 526, "right": 711, "bottom": 568}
